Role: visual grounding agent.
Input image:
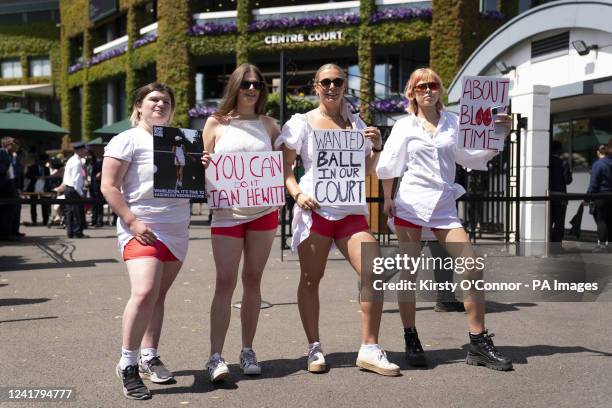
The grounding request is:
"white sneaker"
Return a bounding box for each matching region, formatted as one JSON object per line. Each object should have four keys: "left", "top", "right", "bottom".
{"left": 206, "top": 353, "right": 229, "bottom": 382}
{"left": 356, "top": 347, "right": 400, "bottom": 376}
{"left": 307, "top": 344, "right": 326, "bottom": 373}
{"left": 239, "top": 349, "right": 262, "bottom": 375}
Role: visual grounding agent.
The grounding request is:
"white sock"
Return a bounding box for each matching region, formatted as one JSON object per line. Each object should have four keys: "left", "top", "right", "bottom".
{"left": 119, "top": 348, "right": 138, "bottom": 370}
{"left": 140, "top": 347, "right": 158, "bottom": 363}
{"left": 308, "top": 341, "right": 321, "bottom": 352}
{"left": 242, "top": 347, "right": 253, "bottom": 353}
{"left": 360, "top": 343, "right": 380, "bottom": 353}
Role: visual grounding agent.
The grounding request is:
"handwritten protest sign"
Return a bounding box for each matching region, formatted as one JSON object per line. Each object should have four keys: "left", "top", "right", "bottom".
{"left": 458, "top": 76, "right": 510, "bottom": 151}
{"left": 205, "top": 151, "right": 285, "bottom": 209}
{"left": 313, "top": 129, "right": 365, "bottom": 206}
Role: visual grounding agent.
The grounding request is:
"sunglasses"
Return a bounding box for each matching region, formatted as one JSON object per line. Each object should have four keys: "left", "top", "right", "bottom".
{"left": 318, "top": 78, "right": 345, "bottom": 88}
{"left": 240, "top": 80, "right": 265, "bottom": 90}
{"left": 414, "top": 82, "right": 440, "bottom": 93}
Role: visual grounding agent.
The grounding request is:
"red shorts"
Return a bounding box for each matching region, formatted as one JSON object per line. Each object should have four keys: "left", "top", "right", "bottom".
{"left": 123, "top": 238, "right": 179, "bottom": 262}
{"left": 394, "top": 216, "right": 441, "bottom": 231}
{"left": 310, "top": 212, "right": 370, "bottom": 240}
{"left": 211, "top": 210, "right": 279, "bottom": 238}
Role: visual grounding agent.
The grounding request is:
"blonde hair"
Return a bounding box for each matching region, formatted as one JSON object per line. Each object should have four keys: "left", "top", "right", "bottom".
{"left": 214, "top": 63, "right": 268, "bottom": 119}
{"left": 313, "top": 63, "right": 352, "bottom": 122}
{"left": 404, "top": 68, "right": 445, "bottom": 115}
{"left": 129, "top": 83, "right": 176, "bottom": 126}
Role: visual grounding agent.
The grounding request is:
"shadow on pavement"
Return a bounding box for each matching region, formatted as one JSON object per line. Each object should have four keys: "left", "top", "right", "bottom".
{"left": 0, "top": 316, "right": 58, "bottom": 324}
{"left": 0, "top": 297, "right": 51, "bottom": 307}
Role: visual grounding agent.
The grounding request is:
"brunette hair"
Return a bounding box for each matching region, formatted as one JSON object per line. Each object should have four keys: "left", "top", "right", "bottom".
{"left": 129, "top": 82, "right": 176, "bottom": 126}
{"left": 214, "top": 63, "right": 268, "bottom": 118}
{"left": 404, "top": 68, "right": 445, "bottom": 115}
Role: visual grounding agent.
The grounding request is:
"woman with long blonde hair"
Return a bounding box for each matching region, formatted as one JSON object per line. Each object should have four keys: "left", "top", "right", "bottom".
{"left": 202, "top": 63, "right": 281, "bottom": 382}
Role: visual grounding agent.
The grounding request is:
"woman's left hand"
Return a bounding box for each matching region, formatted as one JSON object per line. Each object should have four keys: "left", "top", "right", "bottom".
{"left": 364, "top": 126, "right": 383, "bottom": 151}
{"left": 201, "top": 150, "right": 211, "bottom": 169}
{"left": 494, "top": 113, "right": 513, "bottom": 139}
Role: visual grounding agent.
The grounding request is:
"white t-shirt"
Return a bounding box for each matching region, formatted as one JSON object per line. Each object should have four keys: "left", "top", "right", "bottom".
{"left": 104, "top": 127, "right": 190, "bottom": 261}
{"left": 62, "top": 154, "right": 84, "bottom": 196}
{"left": 275, "top": 112, "right": 372, "bottom": 250}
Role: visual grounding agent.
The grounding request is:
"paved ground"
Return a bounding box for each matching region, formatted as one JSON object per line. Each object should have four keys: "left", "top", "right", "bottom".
{"left": 1, "top": 212, "right": 611, "bottom": 408}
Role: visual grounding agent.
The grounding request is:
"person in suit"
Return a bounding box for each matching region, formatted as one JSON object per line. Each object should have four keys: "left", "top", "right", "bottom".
{"left": 549, "top": 140, "right": 573, "bottom": 242}
{"left": 25, "top": 153, "right": 51, "bottom": 226}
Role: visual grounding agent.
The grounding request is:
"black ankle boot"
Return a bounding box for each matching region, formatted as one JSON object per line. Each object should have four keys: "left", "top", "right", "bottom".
{"left": 404, "top": 327, "right": 427, "bottom": 367}
{"left": 466, "top": 331, "right": 513, "bottom": 371}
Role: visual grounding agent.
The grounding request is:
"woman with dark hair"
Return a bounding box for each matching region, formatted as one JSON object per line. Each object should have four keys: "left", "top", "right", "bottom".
{"left": 202, "top": 63, "right": 281, "bottom": 382}
{"left": 102, "top": 83, "right": 211, "bottom": 400}
{"left": 276, "top": 63, "right": 399, "bottom": 376}
{"left": 376, "top": 68, "right": 513, "bottom": 371}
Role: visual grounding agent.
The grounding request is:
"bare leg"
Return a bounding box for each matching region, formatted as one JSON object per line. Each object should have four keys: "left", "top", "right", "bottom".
{"left": 433, "top": 228, "right": 485, "bottom": 333}
{"left": 297, "top": 232, "right": 333, "bottom": 344}
{"left": 122, "top": 258, "right": 164, "bottom": 350}
{"left": 141, "top": 260, "right": 182, "bottom": 349}
{"left": 395, "top": 226, "right": 422, "bottom": 329}
{"left": 240, "top": 228, "right": 276, "bottom": 348}
{"left": 335, "top": 231, "right": 381, "bottom": 345}
{"left": 210, "top": 234, "right": 243, "bottom": 355}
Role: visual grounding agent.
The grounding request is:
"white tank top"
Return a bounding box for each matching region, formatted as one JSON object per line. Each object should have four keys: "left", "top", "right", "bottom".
{"left": 211, "top": 117, "right": 278, "bottom": 227}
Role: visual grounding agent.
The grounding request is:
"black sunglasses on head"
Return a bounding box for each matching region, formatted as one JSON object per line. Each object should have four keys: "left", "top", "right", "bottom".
{"left": 318, "top": 78, "right": 345, "bottom": 88}
{"left": 240, "top": 80, "right": 265, "bottom": 90}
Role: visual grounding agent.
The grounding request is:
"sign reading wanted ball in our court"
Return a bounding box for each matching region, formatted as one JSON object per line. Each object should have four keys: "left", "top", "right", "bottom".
{"left": 313, "top": 129, "right": 366, "bottom": 206}
{"left": 205, "top": 151, "right": 285, "bottom": 209}
{"left": 458, "top": 76, "right": 510, "bottom": 151}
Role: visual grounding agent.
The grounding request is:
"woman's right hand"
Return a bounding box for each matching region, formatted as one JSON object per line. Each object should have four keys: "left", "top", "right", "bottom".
{"left": 201, "top": 150, "right": 211, "bottom": 169}
{"left": 295, "top": 193, "right": 320, "bottom": 211}
{"left": 128, "top": 219, "right": 157, "bottom": 246}
{"left": 383, "top": 197, "right": 396, "bottom": 218}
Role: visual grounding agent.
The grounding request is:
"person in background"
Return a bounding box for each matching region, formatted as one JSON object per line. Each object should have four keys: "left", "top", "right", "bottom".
{"left": 0, "top": 137, "right": 21, "bottom": 241}
{"left": 62, "top": 142, "right": 89, "bottom": 239}
{"left": 25, "top": 153, "right": 51, "bottom": 226}
{"left": 11, "top": 147, "right": 25, "bottom": 237}
{"left": 549, "top": 140, "right": 572, "bottom": 242}
{"left": 86, "top": 149, "right": 104, "bottom": 227}
{"left": 586, "top": 139, "right": 612, "bottom": 252}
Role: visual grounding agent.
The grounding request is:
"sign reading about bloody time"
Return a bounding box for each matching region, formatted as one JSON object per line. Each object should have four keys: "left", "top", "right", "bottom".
{"left": 205, "top": 151, "right": 285, "bottom": 209}
{"left": 313, "top": 129, "right": 366, "bottom": 206}
{"left": 458, "top": 76, "right": 510, "bottom": 151}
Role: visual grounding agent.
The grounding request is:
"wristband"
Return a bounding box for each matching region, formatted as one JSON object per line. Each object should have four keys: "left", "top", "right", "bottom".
{"left": 294, "top": 192, "right": 302, "bottom": 201}
{"left": 372, "top": 146, "right": 383, "bottom": 153}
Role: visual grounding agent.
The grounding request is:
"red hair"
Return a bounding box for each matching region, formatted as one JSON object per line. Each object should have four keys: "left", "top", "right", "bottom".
{"left": 404, "top": 68, "right": 445, "bottom": 115}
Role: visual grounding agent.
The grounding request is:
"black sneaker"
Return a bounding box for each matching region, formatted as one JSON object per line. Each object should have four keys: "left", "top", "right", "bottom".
{"left": 116, "top": 364, "right": 152, "bottom": 400}
{"left": 466, "top": 331, "right": 513, "bottom": 371}
{"left": 404, "top": 328, "right": 427, "bottom": 367}
{"left": 434, "top": 300, "right": 465, "bottom": 312}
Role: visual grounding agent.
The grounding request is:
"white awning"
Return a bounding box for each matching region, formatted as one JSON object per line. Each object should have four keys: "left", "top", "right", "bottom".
{"left": 0, "top": 83, "right": 54, "bottom": 96}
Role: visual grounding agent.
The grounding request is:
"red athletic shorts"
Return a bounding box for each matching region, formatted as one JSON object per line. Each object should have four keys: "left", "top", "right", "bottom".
{"left": 394, "top": 216, "right": 441, "bottom": 231}
{"left": 310, "top": 211, "right": 370, "bottom": 240}
{"left": 211, "top": 210, "right": 279, "bottom": 238}
{"left": 123, "top": 238, "right": 179, "bottom": 262}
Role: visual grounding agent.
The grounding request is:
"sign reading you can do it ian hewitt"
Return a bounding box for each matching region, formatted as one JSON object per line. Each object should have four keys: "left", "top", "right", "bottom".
{"left": 264, "top": 31, "right": 343, "bottom": 45}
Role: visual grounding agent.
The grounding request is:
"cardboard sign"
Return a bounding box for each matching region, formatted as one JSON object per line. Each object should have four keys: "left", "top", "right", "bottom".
{"left": 313, "top": 129, "right": 366, "bottom": 206}
{"left": 153, "top": 126, "right": 205, "bottom": 199}
{"left": 458, "top": 76, "right": 510, "bottom": 151}
{"left": 205, "top": 151, "right": 285, "bottom": 209}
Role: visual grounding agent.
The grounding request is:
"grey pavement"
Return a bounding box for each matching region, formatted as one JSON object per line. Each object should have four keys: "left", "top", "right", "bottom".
{"left": 1, "top": 212, "right": 611, "bottom": 408}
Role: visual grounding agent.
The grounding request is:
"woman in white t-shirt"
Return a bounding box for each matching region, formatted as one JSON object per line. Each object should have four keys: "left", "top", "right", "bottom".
{"left": 376, "top": 68, "right": 513, "bottom": 371}
{"left": 201, "top": 64, "right": 281, "bottom": 382}
{"left": 275, "top": 63, "right": 399, "bottom": 377}
{"left": 101, "top": 83, "right": 212, "bottom": 400}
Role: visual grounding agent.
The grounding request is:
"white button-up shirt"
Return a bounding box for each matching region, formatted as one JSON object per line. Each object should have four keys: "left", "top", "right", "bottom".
{"left": 376, "top": 111, "right": 498, "bottom": 226}
{"left": 62, "top": 154, "right": 84, "bottom": 196}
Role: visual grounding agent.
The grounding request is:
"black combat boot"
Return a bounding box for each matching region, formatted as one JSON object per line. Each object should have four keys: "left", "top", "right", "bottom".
{"left": 404, "top": 327, "right": 427, "bottom": 367}
{"left": 466, "top": 331, "right": 513, "bottom": 371}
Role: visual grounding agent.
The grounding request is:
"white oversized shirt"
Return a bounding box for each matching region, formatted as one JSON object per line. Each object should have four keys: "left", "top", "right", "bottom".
{"left": 376, "top": 111, "right": 498, "bottom": 227}
{"left": 62, "top": 154, "right": 84, "bottom": 196}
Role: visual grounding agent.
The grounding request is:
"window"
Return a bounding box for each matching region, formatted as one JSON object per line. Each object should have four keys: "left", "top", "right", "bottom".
{"left": 30, "top": 58, "right": 51, "bottom": 77}
{"left": 552, "top": 115, "right": 612, "bottom": 171}
{"left": 480, "top": 0, "right": 499, "bottom": 13}
{"left": 1, "top": 60, "right": 22, "bottom": 78}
